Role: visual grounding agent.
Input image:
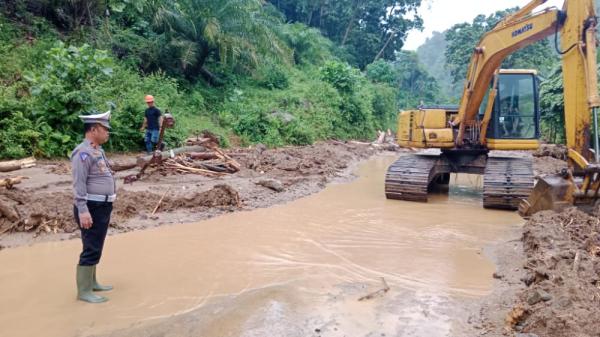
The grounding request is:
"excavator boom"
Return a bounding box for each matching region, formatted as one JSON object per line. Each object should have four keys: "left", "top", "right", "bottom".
{"left": 384, "top": 0, "right": 600, "bottom": 214}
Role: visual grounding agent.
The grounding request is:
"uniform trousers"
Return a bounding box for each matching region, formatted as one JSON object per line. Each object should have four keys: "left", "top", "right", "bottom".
{"left": 73, "top": 201, "right": 113, "bottom": 266}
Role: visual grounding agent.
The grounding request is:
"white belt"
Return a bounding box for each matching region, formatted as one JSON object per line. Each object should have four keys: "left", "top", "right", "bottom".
{"left": 86, "top": 194, "right": 117, "bottom": 202}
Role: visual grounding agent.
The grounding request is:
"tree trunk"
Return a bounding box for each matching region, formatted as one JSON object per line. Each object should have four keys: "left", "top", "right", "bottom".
{"left": 319, "top": 2, "right": 325, "bottom": 28}
{"left": 373, "top": 31, "right": 396, "bottom": 62}
{"left": 189, "top": 152, "right": 219, "bottom": 160}
{"left": 185, "top": 46, "right": 222, "bottom": 86}
{"left": 135, "top": 146, "right": 208, "bottom": 168}
{"left": 341, "top": 5, "right": 358, "bottom": 46}
{"left": 0, "top": 157, "right": 36, "bottom": 172}
{"left": 110, "top": 160, "right": 138, "bottom": 172}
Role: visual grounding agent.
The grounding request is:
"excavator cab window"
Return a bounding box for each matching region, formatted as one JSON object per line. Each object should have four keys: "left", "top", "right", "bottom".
{"left": 489, "top": 73, "right": 540, "bottom": 140}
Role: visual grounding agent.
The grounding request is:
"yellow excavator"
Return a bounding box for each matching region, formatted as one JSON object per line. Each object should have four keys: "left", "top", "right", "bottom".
{"left": 385, "top": 0, "right": 600, "bottom": 214}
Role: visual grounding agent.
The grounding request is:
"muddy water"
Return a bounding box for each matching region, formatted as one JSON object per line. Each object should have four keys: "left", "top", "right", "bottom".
{"left": 0, "top": 154, "right": 521, "bottom": 337}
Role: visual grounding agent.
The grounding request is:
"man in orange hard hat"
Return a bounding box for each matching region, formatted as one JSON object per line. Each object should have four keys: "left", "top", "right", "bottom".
{"left": 140, "top": 95, "right": 163, "bottom": 154}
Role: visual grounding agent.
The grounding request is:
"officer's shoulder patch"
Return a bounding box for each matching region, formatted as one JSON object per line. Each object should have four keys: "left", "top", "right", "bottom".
{"left": 79, "top": 152, "right": 90, "bottom": 161}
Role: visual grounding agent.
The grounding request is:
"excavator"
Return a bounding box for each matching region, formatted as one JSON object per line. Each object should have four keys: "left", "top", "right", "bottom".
{"left": 385, "top": 0, "right": 600, "bottom": 215}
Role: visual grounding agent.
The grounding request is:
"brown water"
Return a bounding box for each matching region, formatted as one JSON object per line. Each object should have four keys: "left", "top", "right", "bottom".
{"left": 0, "top": 154, "right": 521, "bottom": 337}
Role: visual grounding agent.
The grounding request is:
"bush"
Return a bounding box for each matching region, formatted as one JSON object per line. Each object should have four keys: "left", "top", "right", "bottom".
{"left": 279, "top": 23, "right": 334, "bottom": 66}
{"left": 319, "top": 61, "right": 359, "bottom": 94}
{"left": 23, "top": 42, "right": 114, "bottom": 156}
{"left": 257, "top": 63, "right": 289, "bottom": 90}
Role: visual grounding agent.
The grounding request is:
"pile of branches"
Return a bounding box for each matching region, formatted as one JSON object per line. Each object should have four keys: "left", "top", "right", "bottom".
{"left": 163, "top": 148, "right": 240, "bottom": 177}
{"left": 118, "top": 134, "right": 241, "bottom": 183}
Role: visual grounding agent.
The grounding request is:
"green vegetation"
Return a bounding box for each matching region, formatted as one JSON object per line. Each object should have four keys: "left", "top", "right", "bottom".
{"left": 0, "top": 0, "right": 426, "bottom": 159}
{"left": 4, "top": 1, "right": 595, "bottom": 159}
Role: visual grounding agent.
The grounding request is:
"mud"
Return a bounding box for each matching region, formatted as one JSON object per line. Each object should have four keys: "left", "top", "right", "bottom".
{"left": 0, "top": 154, "right": 523, "bottom": 337}
{"left": 512, "top": 208, "right": 600, "bottom": 336}
{"left": 474, "top": 148, "right": 600, "bottom": 337}
{"left": 2, "top": 141, "right": 596, "bottom": 337}
{"left": 0, "top": 141, "right": 378, "bottom": 247}
{"left": 0, "top": 184, "right": 240, "bottom": 236}
{"left": 532, "top": 144, "right": 568, "bottom": 161}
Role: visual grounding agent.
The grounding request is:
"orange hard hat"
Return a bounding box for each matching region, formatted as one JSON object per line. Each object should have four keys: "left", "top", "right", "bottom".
{"left": 144, "top": 95, "right": 154, "bottom": 103}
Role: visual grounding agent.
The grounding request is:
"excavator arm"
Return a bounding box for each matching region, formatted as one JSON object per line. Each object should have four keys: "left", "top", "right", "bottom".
{"left": 454, "top": 0, "right": 599, "bottom": 169}
{"left": 385, "top": 0, "right": 600, "bottom": 213}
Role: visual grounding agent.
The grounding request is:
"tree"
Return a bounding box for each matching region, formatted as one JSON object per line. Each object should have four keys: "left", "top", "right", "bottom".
{"left": 393, "top": 51, "right": 441, "bottom": 109}
{"left": 539, "top": 65, "right": 565, "bottom": 143}
{"left": 268, "top": 0, "right": 423, "bottom": 69}
{"left": 366, "top": 52, "right": 442, "bottom": 110}
{"left": 445, "top": 8, "right": 556, "bottom": 85}
{"left": 152, "top": 0, "right": 292, "bottom": 83}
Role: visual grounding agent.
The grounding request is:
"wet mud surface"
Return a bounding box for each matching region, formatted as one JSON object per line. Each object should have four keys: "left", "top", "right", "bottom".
{"left": 2, "top": 144, "right": 597, "bottom": 337}
{"left": 0, "top": 153, "right": 521, "bottom": 337}
{"left": 0, "top": 141, "right": 377, "bottom": 248}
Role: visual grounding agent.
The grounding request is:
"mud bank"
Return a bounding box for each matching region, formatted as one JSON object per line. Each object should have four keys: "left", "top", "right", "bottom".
{"left": 475, "top": 148, "right": 600, "bottom": 337}
{"left": 0, "top": 141, "right": 379, "bottom": 248}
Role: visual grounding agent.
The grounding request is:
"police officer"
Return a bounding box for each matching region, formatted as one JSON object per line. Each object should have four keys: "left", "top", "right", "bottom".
{"left": 71, "top": 110, "right": 116, "bottom": 303}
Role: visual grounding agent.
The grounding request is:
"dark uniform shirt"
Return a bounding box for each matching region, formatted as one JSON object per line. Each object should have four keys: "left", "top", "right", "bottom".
{"left": 71, "top": 139, "right": 116, "bottom": 214}
{"left": 145, "top": 106, "right": 162, "bottom": 130}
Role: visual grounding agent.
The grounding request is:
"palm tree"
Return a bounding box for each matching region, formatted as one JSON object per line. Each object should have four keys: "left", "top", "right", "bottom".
{"left": 153, "top": 0, "right": 291, "bottom": 84}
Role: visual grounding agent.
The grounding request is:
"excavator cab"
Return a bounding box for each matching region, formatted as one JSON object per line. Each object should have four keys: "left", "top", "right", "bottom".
{"left": 483, "top": 70, "right": 541, "bottom": 150}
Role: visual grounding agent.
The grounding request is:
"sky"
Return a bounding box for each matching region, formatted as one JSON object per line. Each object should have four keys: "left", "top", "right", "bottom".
{"left": 403, "top": 0, "right": 565, "bottom": 50}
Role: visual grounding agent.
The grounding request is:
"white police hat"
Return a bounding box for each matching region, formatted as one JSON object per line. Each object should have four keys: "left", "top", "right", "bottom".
{"left": 79, "top": 110, "right": 111, "bottom": 129}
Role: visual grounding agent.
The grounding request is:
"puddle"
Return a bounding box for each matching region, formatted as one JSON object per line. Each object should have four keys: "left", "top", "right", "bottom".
{"left": 0, "top": 154, "right": 522, "bottom": 337}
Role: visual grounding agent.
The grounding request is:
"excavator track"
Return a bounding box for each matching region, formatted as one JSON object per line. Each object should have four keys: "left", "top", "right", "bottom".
{"left": 385, "top": 154, "right": 439, "bottom": 202}
{"left": 483, "top": 157, "right": 534, "bottom": 210}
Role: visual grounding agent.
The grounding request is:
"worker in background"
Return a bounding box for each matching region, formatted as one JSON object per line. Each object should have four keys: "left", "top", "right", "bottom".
{"left": 71, "top": 110, "right": 116, "bottom": 303}
{"left": 140, "top": 95, "right": 163, "bottom": 154}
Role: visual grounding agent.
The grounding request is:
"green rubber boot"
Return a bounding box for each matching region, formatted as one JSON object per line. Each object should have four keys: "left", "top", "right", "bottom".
{"left": 92, "top": 265, "right": 113, "bottom": 292}
{"left": 76, "top": 265, "right": 108, "bottom": 303}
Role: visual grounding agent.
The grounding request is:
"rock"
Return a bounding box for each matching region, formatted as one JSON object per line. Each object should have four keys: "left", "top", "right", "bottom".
{"left": 270, "top": 110, "right": 295, "bottom": 123}
{"left": 521, "top": 272, "right": 536, "bottom": 286}
{"left": 527, "top": 289, "right": 552, "bottom": 305}
{"left": 255, "top": 143, "right": 267, "bottom": 154}
{"left": 557, "top": 295, "right": 572, "bottom": 308}
{"left": 515, "top": 333, "right": 540, "bottom": 337}
{"left": 493, "top": 272, "right": 504, "bottom": 279}
{"left": 256, "top": 179, "right": 284, "bottom": 192}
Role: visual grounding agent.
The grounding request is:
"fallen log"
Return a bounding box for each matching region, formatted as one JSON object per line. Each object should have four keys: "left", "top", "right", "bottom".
{"left": 211, "top": 147, "right": 241, "bottom": 173}
{"left": 164, "top": 160, "right": 227, "bottom": 177}
{"left": 374, "top": 130, "right": 385, "bottom": 144}
{"left": 185, "top": 137, "right": 216, "bottom": 146}
{"left": 188, "top": 152, "right": 219, "bottom": 161}
{"left": 110, "top": 160, "right": 138, "bottom": 172}
{"left": 189, "top": 162, "right": 229, "bottom": 173}
{"left": 0, "top": 176, "right": 29, "bottom": 188}
{"left": 135, "top": 146, "right": 208, "bottom": 167}
{"left": 0, "top": 157, "right": 36, "bottom": 172}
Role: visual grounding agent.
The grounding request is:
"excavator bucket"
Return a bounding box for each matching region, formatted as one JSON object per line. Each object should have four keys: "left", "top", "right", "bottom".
{"left": 518, "top": 173, "right": 575, "bottom": 217}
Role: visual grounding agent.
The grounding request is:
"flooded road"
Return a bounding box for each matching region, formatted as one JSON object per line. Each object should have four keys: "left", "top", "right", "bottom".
{"left": 0, "top": 154, "right": 522, "bottom": 337}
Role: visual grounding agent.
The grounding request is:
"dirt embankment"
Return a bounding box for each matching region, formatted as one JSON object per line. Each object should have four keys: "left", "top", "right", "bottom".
{"left": 476, "top": 145, "right": 600, "bottom": 337}
{"left": 509, "top": 208, "right": 600, "bottom": 336}
{"left": 0, "top": 141, "right": 381, "bottom": 248}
